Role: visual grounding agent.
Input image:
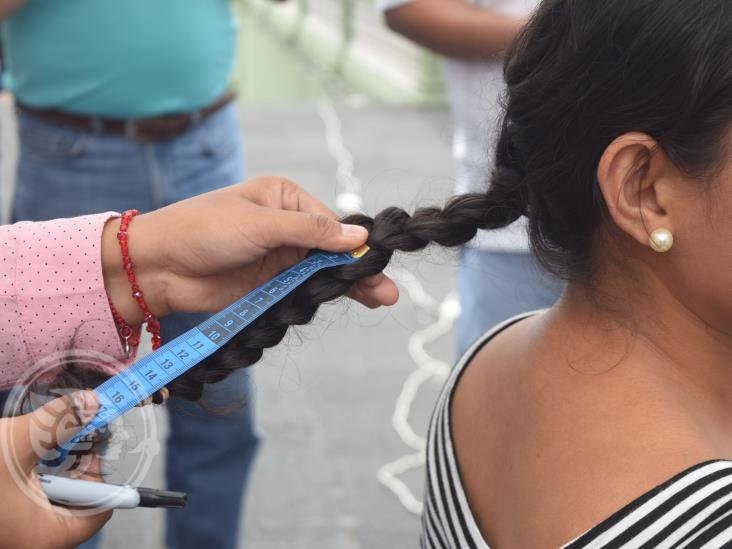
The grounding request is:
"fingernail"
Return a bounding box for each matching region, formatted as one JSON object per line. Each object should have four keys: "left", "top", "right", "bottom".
{"left": 341, "top": 224, "right": 367, "bottom": 237}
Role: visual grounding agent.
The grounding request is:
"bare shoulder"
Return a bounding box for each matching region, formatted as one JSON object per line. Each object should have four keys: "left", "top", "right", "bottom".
{"left": 450, "top": 313, "right": 720, "bottom": 548}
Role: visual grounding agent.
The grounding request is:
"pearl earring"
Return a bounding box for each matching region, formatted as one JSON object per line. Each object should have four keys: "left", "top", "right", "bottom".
{"left": 649, "top": 228, "right": 674, "bottom": 253}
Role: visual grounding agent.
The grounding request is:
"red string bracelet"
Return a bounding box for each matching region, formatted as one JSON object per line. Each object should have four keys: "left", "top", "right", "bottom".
{"left": 108, "top": 209, "right": 162, "bottom": 355}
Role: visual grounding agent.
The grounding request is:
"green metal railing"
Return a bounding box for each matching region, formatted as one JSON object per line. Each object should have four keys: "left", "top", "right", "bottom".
{"left": 238, "top": 0, "right": 446, "bottom": 105}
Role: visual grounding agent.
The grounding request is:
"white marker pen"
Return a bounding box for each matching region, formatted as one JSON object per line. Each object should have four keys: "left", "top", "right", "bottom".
{"left": 38, "top": 474, "right": 187, "bottom": 509}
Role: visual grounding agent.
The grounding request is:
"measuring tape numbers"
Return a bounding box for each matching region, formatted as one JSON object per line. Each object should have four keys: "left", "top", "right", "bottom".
{"left": 45, "top": 246, "right": 369, "bottom": 465}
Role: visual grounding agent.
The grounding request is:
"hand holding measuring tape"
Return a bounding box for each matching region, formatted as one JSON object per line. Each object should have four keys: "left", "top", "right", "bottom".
{"left": 1, "top": 176, "right": 399, "bottom": 548}
{"left": 102, "top": 176, "right": 398, "bottom": 326}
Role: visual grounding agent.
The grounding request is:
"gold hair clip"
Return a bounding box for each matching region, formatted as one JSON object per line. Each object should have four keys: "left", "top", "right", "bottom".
{"left": 350, "top": 245, "right": 370, "bottom": 259}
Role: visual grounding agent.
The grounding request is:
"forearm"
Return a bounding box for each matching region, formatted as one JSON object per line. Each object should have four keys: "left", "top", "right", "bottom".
{"left": 0, "top": 0, "right": 26, "bottom": 19}
{"left": 384, "top": 0, "right": 525, "bottom": 60}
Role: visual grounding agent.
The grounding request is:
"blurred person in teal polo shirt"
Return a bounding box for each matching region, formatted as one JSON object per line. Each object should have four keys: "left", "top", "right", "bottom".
{"left": 0, "top": 1, "right": 258, "bottom": 548}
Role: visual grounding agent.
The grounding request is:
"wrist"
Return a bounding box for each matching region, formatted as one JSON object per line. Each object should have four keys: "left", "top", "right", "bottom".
{"left": 101, "top": 215, "right": 169, "bottom": 325}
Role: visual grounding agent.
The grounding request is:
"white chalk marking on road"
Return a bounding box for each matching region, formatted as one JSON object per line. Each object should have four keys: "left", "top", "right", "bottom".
{"left": 376, "top": 270, "right": 459, "bottom": 516}
{"left": 317, "top": 98, "right": 459, "bottom": 516}
{"left": 317, "top": 99, "right": 364, "bottom": 214}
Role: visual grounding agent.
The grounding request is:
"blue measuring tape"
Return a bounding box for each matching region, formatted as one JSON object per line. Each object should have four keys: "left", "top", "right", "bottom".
{"left": 45, "top": 246, "right": 369, "bottom": 465}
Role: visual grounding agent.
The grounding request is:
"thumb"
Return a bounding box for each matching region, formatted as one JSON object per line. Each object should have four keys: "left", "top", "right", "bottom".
{"left": 58, "top": 508, "right": 113, "bottom": 548}
{"left": 264, "top": 209, "right": 369, "bottom": 252}
{"left": 13, "top": 391, "right": 98, "bottom": 469}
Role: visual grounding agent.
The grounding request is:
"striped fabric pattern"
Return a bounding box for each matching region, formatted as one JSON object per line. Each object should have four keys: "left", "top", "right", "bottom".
{"left": 420, "top": 314, "right": 732, "bottom": 549}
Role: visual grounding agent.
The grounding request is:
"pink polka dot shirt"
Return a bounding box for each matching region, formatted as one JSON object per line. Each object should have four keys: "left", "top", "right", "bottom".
{"left": 0, "top": 212, "right": 130, "bottom": 387}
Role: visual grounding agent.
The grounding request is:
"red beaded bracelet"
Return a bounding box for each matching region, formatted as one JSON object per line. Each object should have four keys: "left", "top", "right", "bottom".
{"left": 109, "top": 209, "right": 162, "bottom": 354}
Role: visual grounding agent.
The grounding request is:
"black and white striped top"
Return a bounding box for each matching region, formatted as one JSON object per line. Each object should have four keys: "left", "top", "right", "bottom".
{"left": 421, "top": 313, "right": 732, "bottom": 548}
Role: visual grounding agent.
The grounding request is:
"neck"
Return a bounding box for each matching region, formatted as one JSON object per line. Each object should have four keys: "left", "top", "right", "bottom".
{"left": 550, "top": 263, "right": 732, "bottom": 424}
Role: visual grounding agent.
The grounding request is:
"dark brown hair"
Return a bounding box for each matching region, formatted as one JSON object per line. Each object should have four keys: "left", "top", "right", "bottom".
{"left": 172, "top": 194, "right": 517, "bottom": 400}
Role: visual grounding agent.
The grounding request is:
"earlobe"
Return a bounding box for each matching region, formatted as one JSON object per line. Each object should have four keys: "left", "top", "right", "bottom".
{"left": 597, "top": 133, "right": 673, "bottom": 250}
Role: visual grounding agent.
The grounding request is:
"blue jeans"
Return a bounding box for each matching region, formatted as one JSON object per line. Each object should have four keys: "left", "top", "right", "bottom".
{"left": 13, "top": 104, "right": 259, "bottom": 549}
{"left": 456, "top": 248, "right": 563, "bottom": 356}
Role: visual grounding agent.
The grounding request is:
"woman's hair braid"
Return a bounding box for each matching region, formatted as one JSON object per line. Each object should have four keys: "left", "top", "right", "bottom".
{"left": 170, "top": 191, "right": 521, "bottom": 400}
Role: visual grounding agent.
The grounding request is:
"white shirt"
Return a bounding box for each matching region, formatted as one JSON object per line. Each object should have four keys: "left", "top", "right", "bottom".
{"left": 378, "top": 0, "right": 540, "bottom": 251}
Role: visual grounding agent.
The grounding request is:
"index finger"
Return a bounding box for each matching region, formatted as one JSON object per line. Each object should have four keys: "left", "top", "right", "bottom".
{"left": 247, "top": 178, "right": 342, "bottom": 220}
{"left": 279, "top": 180, "right": 340, "bottom": 220}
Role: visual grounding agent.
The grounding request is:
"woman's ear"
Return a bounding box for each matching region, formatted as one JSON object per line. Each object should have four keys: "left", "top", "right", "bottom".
{"left": 597, "top": 132, "right": 676, "bottom": 249}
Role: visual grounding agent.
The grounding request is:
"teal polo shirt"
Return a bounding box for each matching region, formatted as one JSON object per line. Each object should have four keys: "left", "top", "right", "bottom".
{"left": 2, "top": 0, "right": 237, "bottom": 118}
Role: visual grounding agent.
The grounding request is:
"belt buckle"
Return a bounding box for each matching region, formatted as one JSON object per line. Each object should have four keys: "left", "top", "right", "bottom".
{"left": 124, "top": 120, "right": 140, "bottom": 142}
{"left": 125, "top": 116, "right": 192, "bottom": 143}
{"left": 124, "top": 118, "right": 165, "bottom": 143}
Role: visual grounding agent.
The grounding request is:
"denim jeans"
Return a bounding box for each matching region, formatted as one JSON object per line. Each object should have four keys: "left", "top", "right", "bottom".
{"left": 13, "top": 103, "right": 259, "bottom": 549}
{"left": 456, "top": 248, "right": 564, "bottom": 356}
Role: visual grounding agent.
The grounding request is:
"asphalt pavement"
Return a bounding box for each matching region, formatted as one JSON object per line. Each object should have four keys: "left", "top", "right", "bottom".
{"left": 235, "top": 99, "right": 459, "bottom": 549}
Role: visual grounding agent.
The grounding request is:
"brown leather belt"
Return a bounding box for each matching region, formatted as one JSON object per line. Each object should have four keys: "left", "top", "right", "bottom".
{"left": 16, "top": 92, "right": 235, "bottom": 143}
